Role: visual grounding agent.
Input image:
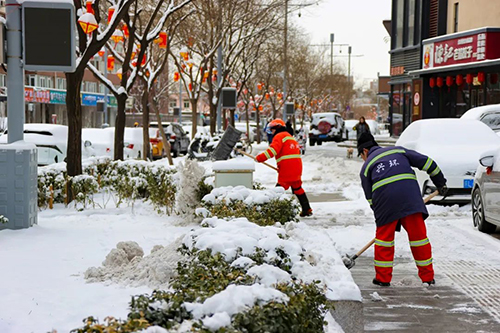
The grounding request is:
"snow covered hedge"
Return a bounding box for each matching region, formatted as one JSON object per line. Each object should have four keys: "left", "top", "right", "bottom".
{"left": 199, "top": 186, "right": 300, "bottom": 226}
{"left": 38, "top": 158, "right": 176, "bottom": 213}
{"left": 73, "top": 218, "right": 336, "bottom": 332}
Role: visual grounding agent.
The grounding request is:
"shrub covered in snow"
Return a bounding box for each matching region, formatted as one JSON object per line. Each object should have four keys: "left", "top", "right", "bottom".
{"left": 0, "top": 215, "right": 8, "bottom": 224}
{"left": 200, "top": 186, "right": 299, "bottom": 225}
{"left": 74, "top": 218, "right": 335, "bottom": 332}
{"left": 37, "top": 157, "right": 176, "bottom": 213}
{"left": 175, "top": 159, "right": 206, "bottom": 216}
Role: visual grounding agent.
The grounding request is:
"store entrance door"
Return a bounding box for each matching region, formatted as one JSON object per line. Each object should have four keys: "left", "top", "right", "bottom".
{"left": 403, "top": 91, "right": 412, "bottom": 129}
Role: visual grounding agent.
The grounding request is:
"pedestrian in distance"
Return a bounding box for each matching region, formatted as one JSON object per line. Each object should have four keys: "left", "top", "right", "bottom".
{"left": 256, "top": 119, "right": 313, "bottom": 217}
{"left": 286, "top": 117, "right": 294, "bottom": 135}
{"left": 357, "top": 132, "right": 448, "bottom": 287}
{"left": 353, "top": 116, "right": 370, "bottom": 141}
{"left": 265, "top": 118, "right": 274, "bottom": 143}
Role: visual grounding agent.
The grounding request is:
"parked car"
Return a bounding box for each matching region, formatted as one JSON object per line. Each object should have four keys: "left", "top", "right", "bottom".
{"left": 396, "top": 119, "right": 500, "bottom": 203}
{"left": 309, "top": 112, "right": 345, "bottom": 146}
{"left": 150, "top": 122, "right": 190, "bottom": 157}
{"left": 82, "top": 127, "right": 143, "bottom": 160}
{"left": 472, "top": 149, "right": 500, "bottom": 233}
{"left": 0, "top": 124, "right": 93, "bottom": 166}
{"left": 461, "top": 104, "right": 500, "bottom": 135}
{"left": 344, "top": 119, "right": 357, "bottom": 140}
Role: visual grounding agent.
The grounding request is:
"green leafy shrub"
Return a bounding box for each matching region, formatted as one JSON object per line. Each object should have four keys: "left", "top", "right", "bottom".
{"left": 71, "top": 175, "right": 99, "bottom": 210}
{"left": 70, "top": 316, "right": 150, "bottom": 333}
{"left": 146, "top": 167, "right": 176, "bottom": 214}
{"left": 195, "top": 179, "right": 214, "bottom": 203}
{"left": 203, "top": 198, "right": 299, "bottom": 226}
{"left": 232, "top": 282, "right": 332, "bottom": 333}
{"left": 0, "top": 215, "right": 8, "bottom": 224}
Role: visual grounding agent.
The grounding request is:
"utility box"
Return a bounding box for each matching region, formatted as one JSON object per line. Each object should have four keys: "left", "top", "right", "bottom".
{"left": 0, "top": 142, "right": 38, "bottom": 230}
{"left": 213, "top": 158, "right": 255, "bottom": 189}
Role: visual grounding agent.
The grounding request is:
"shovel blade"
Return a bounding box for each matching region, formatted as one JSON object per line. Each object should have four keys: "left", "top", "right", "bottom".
{"left": 342, "top": 254, "right": 356, "bottom": 269}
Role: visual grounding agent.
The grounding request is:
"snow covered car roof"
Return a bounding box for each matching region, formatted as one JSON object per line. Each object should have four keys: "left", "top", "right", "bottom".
{"left": 461, "top": 104, "right": 500, "bottom": 120}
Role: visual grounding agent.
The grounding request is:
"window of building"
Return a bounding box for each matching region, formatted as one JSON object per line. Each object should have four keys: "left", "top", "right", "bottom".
{"left": 28, "top": 75, "right": 37, "bottom": 87}
{"left": 396, "top": 0, "right": 404, "bottom": 48}
{"left": 39, "top": 76, "right": 46, "bottom": 88}
{"left": 453, "top": 2, "right": 459, "bottom": 33}
{"left": 0, "top": 74, "right": 5, "bottom": 87}
{"left": 169, "top": 101, "right": 177, "bottom": 108}
{"left": 183, "top": 101, "right": 190, "bottom": 109}
{"left": 407, "top": 0, "right": 415, "bottom": 46}
{"left": 87, "top": 82, "right": 97, "bottom": 93}
{"left": 46, "top": 77, "right": 53, "bottom": 88}
{"left": 100, "top": 84, "right": 105, "bottom": 94}
{"left": 56, "top": 78, "right": 66, "bottom": 90}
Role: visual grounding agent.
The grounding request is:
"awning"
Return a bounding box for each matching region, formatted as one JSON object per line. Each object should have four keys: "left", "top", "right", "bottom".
{"left": 409, "top": 58, "right": 500, "bottom": 76}
{"left": 388, "top": 76, "right": 414, "bottom": 85}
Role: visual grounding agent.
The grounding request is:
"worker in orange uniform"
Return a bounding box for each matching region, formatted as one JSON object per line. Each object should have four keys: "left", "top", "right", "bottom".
{"left": 256, "top": 119, "right": 313, "bottom": 217}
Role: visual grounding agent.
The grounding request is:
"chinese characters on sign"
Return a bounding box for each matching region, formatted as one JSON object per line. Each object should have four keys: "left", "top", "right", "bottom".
{"left": 422, "top": 30, "right": 500, "bottom": 69}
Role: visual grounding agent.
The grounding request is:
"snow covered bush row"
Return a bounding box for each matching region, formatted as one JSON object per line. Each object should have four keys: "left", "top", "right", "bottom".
{"left": 37, "top": 157, "right": 177, "bottom": 213}
{"left": 73, "top": 217, "right": 336, "bottom": 332}
{"left": 199, "top": 186, "right": 299, "bottom": 226}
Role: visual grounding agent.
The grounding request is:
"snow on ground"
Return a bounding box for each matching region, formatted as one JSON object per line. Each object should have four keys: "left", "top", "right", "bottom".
{"left": 0, "top": 202, "right": 192, "bottom": 333}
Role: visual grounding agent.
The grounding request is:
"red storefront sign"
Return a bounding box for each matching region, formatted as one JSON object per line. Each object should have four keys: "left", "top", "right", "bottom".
{"left": 25, "top": 87, "right": 34, "bottom": 102}
{"left": 34, "top": 90, "right": 50, "bottom": 103}
{"left": 422, "top": 29, "right": 500, "bottom": 69}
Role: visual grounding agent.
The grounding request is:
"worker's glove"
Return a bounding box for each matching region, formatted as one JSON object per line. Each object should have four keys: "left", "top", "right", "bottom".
{"left": 438, "top": 185, "right": 448, "bottom": 197}
{"left": 255, "top": 154, "right": 266, "bottom": 163}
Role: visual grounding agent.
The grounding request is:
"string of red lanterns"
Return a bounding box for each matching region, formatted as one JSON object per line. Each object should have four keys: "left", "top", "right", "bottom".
{"left": 429, "top": 72, "right": 500, "bottom": 88}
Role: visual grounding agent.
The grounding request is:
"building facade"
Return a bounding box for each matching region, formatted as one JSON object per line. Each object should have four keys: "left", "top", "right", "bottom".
{"left": 388, "top": 0, "right": 500, "bottom": 136}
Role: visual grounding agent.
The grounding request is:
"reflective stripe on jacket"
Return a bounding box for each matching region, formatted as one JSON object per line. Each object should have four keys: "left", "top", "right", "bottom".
{"left": 256, "top": 131, "right": 302, "bottom": 183}
{"left": 360, "top": 146, "right": 446, "bottom": 227}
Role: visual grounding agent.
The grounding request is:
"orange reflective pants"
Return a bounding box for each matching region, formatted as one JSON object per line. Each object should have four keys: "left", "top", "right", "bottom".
{"left": 374, "top": 213, "right": 434, "bottom": 283}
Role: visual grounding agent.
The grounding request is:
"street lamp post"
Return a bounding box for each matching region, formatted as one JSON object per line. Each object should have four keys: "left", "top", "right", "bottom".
{"left": 282, "top": 0, "right": 288, "bottom": 119}
{"left": 330, "top": 33, "right": 334, "bottom": 77}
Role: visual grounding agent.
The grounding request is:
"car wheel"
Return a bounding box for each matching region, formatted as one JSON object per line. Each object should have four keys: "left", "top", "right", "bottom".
{"left": 309, "top": 139, "right": 316, "bottom": 147}
{"left": 173, "top": 142, "right": 180, "bottom": 158}
{"left": 317, "top": 140, "right": 323, "bottom": 146}
{"left": 472, "top": 187, "right": 496, "bottom": 233}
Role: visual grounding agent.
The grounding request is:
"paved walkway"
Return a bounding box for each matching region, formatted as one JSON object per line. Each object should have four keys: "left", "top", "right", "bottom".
{"left": 350, "top": 257, "right": 500, "bottom": 332}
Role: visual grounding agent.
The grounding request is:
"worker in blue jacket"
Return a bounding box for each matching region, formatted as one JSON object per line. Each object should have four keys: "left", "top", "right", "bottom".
{"left": 357, "top": 132, "right": 448, "bottom": 287}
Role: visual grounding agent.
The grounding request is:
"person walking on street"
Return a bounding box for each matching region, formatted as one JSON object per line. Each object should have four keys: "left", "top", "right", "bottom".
{"left": 286, "top": 118, "right": 294, "bottom": 135}
{"left": 353, "top": 116, "right": 370, "bottom": 141}
{"left": 357, "top": 132, "right": 448, "bottom": 287}
{"left": 256, "top": 119, "right": 313, "bottom": 217}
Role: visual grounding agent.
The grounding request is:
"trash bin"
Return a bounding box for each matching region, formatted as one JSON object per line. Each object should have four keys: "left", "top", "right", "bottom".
{"left": 213, "top": 158, "right": 255, "bottom": 189}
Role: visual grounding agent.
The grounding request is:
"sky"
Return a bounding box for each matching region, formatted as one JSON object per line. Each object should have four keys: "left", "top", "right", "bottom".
{"left": 291, "top": 0, "right": 392, "bottom": 89}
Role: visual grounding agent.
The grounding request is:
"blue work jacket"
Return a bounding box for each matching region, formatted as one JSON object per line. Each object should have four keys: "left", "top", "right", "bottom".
{"left": 360, "top": 146, "right": 446, "bottom": 227}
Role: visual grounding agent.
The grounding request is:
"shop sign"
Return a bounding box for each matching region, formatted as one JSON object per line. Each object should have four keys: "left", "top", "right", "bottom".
{"left": 391, "top": 66, "right": 405, "bottom": 76}
{"left": 50, "top": 90, "right": 66, "bottom": 104}
{"left": 412, "top": 80, "right": 422, "bottom": 120}
{"left": 25, "top": 87, "right": 34, "bottom": 102}
{"left": 423, "top": 30, "right": 500, "bottom": 69}
{"left": 34, "top": 89, "right": 50, "bottom": 103}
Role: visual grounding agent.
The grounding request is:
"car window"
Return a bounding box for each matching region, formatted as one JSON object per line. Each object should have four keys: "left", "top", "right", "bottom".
{"left": 480, "top": 113, "right": 500, "bottom": 131}
{"left": 173, "top": 125, "right": 183, "bottom": 136}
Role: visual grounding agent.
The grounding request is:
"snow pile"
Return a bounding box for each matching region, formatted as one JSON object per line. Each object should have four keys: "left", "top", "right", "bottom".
{"left": 175, "top": 159, "right": 205, "bottom": 218}
{"left": 184, "top": 217, "right": 361, "bottom": 302}
{"left": 85, "top": 237, "right": 184, "bottom": 289}
{"left": 184, "top": 284, "right": 289, "bottom": 331}
{"left": 202, "top": 185, "right": 291, "bottom": 205}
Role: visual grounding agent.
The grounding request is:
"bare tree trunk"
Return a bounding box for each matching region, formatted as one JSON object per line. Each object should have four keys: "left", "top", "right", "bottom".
{"left": 114, "top": 95, "right": 127, "bottom": 160}
{"left": 191, "top": 99, "right": 197, "bottom": 139}
{"left": 256, "top": 106, "right": 261, "bottom": 144}
{"left": 223, "top": 109, "right": 227, "bottom": 130}
{"left": 230, "top": 110, "right": 235, "bottom": 127}
{"left": 65, "top": 70, "right": 85, "bottom": 177}
{"left": 245, "top": 106, "right": 250, "bottom": 142}
{"left": 152, "top": 101, "right": 174, "bottom": 165}
{"left": 142, "top": 89, "right": 150, "bottom": 160}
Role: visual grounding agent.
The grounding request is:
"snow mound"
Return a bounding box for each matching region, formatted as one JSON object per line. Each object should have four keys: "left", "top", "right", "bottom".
{"left": 247, "top": 264, "right": 291, "bottom": 286}
{"left": 202, "top": 186, "right": 291, "bottom": 205}
{"left": 184, "top": 284, "right": 289, "bottom": 329}
{"left": 85, "top": 237, "right": 184, "bottom": 288}
{"left": 176, "top": 160, "right": 205, "bottom": 219}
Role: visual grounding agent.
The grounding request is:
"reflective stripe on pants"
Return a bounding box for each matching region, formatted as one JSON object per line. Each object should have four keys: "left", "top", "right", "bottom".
{"left": 375, "top": 213, "right": 434, "bottom": 283}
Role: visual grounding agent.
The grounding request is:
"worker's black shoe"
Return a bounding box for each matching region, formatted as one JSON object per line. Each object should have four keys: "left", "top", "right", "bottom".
{"left": 372, "top": 278, "right": 390, "bottom": 287}
{"left": 423, "top": 279, "right": 435, "bottom": 287}
{"left": 299, "top": 209, "right": 313, "bottom": 217}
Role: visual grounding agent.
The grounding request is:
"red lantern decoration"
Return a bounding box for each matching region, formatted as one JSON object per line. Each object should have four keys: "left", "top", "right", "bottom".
{"left": 429, "top": 77, "right": 435, "bottom": 88}
{"left": 188, "top": 83, "right": 193, "bottom": 91}
{"left": 436, "top": 77, "right": 444, "bottom": 88}
{"left": 122, "top": 24, "right": 129, "bottom": 38}
{"left": 265, "top": 93, "right": 270, "bottom": 100}
{"left": 466, "top": 73, "right": 473, "bottom": 84}
{"left": 108, "top": 7, "right": 116, "bottom": 24}
{"left": 98, "top": 49, "right": 105, "bottom": 58}
{"left": 158, "top": 32, "right": 167, "bottom": 49}
{"left": 478, "top": 72, "right": 485, "bottom": 83}
{"left": 86, "top": 1, "right": 94, "bottom": 14}
{"left": 258, "top": 105, "right": 263, "bottom": 111}
{"left": 491, "top": 73, "right": 499, "bottom": 85}
{"left": 78, "top": 13, "right": 98, "bottom": 34}
{"left": 456, "top": 74, "right": 464, "bottom": 86}
{"left": 107, "top": 55, "right": 115, "bottom": 71}
{"left": 446, "top": 76, "right": 453, "bottom": 87}
{"left": 173, "top": 72, "right": 180, "bottom": 82}
{"left": 257, "top": 83, "right": 263, "bottom": 91}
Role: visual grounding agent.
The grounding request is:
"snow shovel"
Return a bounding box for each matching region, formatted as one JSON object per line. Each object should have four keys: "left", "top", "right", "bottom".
{"left": 237, "top": 149, "right": 278, "bottom": 171}
{"left": 211, "top": 125, "right": 243, "bottom": 160}
{"left": 342, "top": 190, "right": 440, "bottom": 269}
